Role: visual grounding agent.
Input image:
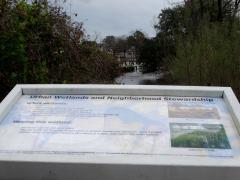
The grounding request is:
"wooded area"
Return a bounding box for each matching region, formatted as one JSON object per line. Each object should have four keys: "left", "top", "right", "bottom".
{"left": 0, "top": 0, "right": 119, "bottom": 101}
{"left": 162, "top": 0, "right": 240, "bottom": 99}
{"left": 138, "top": 0, "right": 240, "bottom": 98}
{"left": 0, "top": 0, "right": 240, "bottom": 100}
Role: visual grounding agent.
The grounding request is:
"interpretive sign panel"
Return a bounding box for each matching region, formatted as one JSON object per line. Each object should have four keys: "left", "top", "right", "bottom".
{"left": 0, "top": 85, "right": 240, "bottom": 180}
{"left": 0, "top": 94, "right": 238, "bottom": 157}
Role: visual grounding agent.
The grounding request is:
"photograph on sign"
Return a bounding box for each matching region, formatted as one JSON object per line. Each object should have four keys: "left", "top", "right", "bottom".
{"left": 170, "top": 123, "right": 231, "bottom": 149}
{"left": 168, "top": 103, "right": 220, "bottom": 119}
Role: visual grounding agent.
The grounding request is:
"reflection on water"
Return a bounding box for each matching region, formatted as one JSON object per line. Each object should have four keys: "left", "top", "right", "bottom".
{"left": 115, "top": 72, "right": 161, "bottom": 85}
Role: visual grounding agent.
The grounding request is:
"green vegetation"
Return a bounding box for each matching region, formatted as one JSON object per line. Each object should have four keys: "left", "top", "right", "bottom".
{"left": 0, "top": 0, "right": 119, "bottom": 101}
{"left": 166, "top": 0, "right": 240, "bottom": 99}
{"left": 1, "top": 0, "right": 240, "bottom": 100}
{"left": 139, "top": 0, "right": 240, "bottom": 99}
{"left": 171, "top": 124, "right": 231, "bottom": 149}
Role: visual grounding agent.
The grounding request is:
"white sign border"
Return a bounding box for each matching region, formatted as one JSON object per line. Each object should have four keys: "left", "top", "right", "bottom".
{"left": 0, "top": 84, "right": 240, "bottom": 168}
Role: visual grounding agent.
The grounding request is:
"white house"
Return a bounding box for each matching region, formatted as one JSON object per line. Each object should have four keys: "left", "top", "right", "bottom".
{"left": 115, "top": 47, "right": 139, "bottom": 72}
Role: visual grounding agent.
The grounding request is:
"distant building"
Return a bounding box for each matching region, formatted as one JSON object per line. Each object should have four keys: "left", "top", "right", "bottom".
{"left": 115, "top": 47, "right": 139, "bottom": 72}
{"left": 99, "top": 44, "right": 140, "bottom": 72}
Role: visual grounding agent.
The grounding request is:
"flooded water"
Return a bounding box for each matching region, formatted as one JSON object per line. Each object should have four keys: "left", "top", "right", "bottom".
{"left": 115, "top": 71, "right": 161, "bottom": 85}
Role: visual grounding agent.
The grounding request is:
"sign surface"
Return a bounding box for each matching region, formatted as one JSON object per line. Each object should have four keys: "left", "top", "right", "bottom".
{"left": 0, "top": 95, "right": 238, "bottom": 157}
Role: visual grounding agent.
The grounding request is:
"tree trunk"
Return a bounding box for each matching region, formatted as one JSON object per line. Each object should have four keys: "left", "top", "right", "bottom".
{"left": 217, "top": 0, "right": 223, "bottom": 22}
{"left": 229, "top": 0, "right": 240, "bottom": 34}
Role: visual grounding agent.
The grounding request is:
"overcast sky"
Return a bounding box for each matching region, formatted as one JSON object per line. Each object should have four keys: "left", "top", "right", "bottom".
{"left": 55, "top": 0, "right": 181, "bottom": 40}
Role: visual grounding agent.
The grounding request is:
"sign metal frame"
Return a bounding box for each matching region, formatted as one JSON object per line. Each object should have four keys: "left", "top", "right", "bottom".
{"left": 0, "top": 84, "right": 240, "bottom": 180}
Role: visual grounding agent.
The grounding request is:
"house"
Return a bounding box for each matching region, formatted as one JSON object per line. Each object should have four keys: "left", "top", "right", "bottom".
{"left": 115, "top": 47, "right": 139, "bottom": 72}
